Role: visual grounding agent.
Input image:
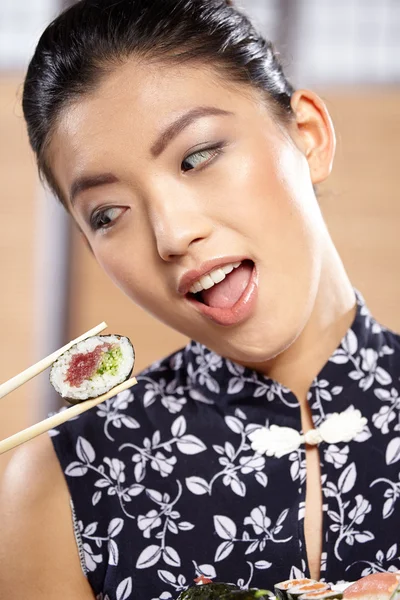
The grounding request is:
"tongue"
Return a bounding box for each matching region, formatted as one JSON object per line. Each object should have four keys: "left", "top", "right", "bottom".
{"left": 201, "top": 262, "right": 253, "bottom": 309}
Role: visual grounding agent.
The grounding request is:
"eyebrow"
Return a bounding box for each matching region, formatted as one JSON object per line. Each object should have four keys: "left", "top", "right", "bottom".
{"left": 69, "top": 106, "right": 233, "bottom": 205}
{"left": 70, "top": 173, "right": 119, "bottom": 205}
{"left": 150, "top": 106, "right": 234, "bottom": 158}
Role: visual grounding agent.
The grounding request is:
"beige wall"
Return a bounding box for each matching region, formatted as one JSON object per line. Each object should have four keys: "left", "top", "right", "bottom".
{"left": 0, "top": 77, "right": 38, "bottom": 475}
{"left": 0, "top": 77, "right": 399, "bottom": 476}
{"left": 319, "top": 90, "right": 400, "bottom": 329}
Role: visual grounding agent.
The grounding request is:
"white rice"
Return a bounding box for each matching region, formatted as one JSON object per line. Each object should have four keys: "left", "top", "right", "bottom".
{"left": 50, "top": 334, "right": 134, "bottom": 401}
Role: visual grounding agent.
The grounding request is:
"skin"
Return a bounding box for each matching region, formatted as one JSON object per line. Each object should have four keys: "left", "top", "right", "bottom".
{"left": 0, "top": 59, "right": 357, "bottom": 596}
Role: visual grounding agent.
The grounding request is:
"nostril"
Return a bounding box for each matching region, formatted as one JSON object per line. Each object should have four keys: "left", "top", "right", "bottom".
{"left": 190, "top": 237, "right": 204, "bottom": 245}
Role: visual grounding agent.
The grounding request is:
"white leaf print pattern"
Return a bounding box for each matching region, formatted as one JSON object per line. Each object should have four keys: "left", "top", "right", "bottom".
{"left": 225, "top": 416, "right": 244, "bottom": 434}
{"left": 371, "top": 472, "right": 400, "bottom": 519}
{"left": 184, "top": 411, "right": 266, "bottom": 498}
{"left": 228, "top": 378, "right": 245, "bottom": 394}
{"left": 108, "top": 539, "right": 119, "bottom": 566}
{"left": 214, "top": 515, "right": 237, "bottom": 540}
{"left": 254, "top": 560, "right": 272, "bottom": 569}
{"left": 290, "top": 565, "right": 305, "bottom": 580}
{"left": 83, "top": 542, "right": 102, "bottom": 572}
{"left": 325, "top": 445, "right": 349, "bottom": 469}
{"left": 65, "top": 462, "right": 89, "bottom": 476}
{"left": 212, "top": 505, "right": 292, "bottom": 564}
{"left": 76, "top": 437, "right": 96, "bottom": 463}
{"left": 176, "top": 435, "right": 207, "bottom": 455}
{"left": 158, "top": 570, "right": 177, "bottom": 586}
{"left": 342, "top": 328, "right": 358, "bottom": 355}
{"left": 347, "top": 543, "right": 400, "bottom": 576}
{"left": 386, "top": 437, "right": 400, "bottom": 465}
{"left": 108, "top": 518, "right": 124, "bottom": 538}
{"left": 163, "top": 546, "right": 181, "bottom": 567}
{"left": 338, "top": 462, "right": 356, "bottom": 494}
{"left": 185, "top": 476, "right": 210, "bottom": 495}
{"left": 324, "top": 465, "right": 375, "bottom": 561}
{"left": 255, "top": 471, "right": 268, "bottom": 487}
{"left": 196, "top": 564, "right": 217, "bottom": 578}
{"left": 215, "top": 541, "right": 235, "bottom": 561}
{"left": 387, "top": 544, "right": 398, "bottom": 561}
{"left": 116, "top": 577, "right": 133, "bottom": 600}
{"left": 171, "top": 416, "right": 186, "bottom": 437}
{"left": 329, "top": 351, "right": 349, "bottom": 365}
{"left": 92, "top": 491, "right": 102, "bottom": 506}
{"left": 120, "top": 416, "right": 140, "bottom": 429}
{"left": 136, "top": 545, "right": 162, "bottom": 569}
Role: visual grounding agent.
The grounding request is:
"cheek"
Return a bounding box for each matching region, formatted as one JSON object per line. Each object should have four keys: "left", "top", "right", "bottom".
{"left": 93, "top": 242, "right": 156, "bottom": 306}
{"left": 94, "top": 241, "right": 182, "bottom": 327}
{"left": 225, "top": 139, "right": 317, "bottom": 257}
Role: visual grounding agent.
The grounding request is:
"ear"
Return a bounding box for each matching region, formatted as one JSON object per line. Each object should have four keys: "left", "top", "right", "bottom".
{"left": 290, "top": 89, "right": 336, "bottom": 184}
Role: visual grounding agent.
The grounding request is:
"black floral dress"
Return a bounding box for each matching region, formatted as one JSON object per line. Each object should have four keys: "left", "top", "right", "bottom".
{"left": 50, "top": 291, "right": 400, "bottom": 600}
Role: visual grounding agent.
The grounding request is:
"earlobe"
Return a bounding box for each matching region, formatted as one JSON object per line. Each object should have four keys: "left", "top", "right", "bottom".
{"left": 290, "top": 89, "right": 336, "bottom": 184}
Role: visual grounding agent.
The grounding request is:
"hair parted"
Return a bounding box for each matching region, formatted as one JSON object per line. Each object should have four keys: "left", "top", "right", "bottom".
{"left": 22, "top": 0, "right": 295, "bottom": 207}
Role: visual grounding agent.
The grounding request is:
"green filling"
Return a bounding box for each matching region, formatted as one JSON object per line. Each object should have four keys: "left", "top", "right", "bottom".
{"left": 96, "top": 346, "right": 123, "bottom": 376}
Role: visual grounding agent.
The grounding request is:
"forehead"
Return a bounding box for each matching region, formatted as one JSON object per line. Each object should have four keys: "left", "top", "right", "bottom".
{"left": 49, "top": 59, "right": 267, "bottom": 196}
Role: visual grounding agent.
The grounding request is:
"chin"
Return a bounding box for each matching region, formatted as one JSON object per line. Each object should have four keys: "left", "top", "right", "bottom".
{"left": 205, "top": 325, "right": 298, "bottom": 367}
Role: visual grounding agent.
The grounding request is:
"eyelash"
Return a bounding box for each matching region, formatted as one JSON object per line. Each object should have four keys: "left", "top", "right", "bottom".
{"left": 90, "top": 206, "right": 124, "bottom": 232}
{"left": 90, "top": 144, "right": 225, "bottom": 232}
{"left": 181, "top": 143, "right": 225, "bottom": 173}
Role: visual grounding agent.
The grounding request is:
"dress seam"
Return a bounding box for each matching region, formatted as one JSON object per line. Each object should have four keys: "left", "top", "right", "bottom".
{"left": 70, "top": 496, "right": 89, "bottom": 578}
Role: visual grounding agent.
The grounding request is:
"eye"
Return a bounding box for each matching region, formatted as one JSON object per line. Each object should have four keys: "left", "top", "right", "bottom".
{"left": 181, "top": 144, "right": 224, "bottom": 173}
{"left": 90, "top": 206, "right": 124, "bottom": 231}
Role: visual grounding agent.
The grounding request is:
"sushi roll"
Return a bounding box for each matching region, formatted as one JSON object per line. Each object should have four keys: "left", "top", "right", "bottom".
{"left": 287, "top": 582, "right": 331, "bottom": 599}
{"left": 176, "top": 584, "right": 272, "bottom": 599}
{"left": 274, "top": 579, "right": 316, "bottom": 600}
{"left": 177, "top": 582, "right": 239, "bottom": 599}
{"left": 225, "top": 589, "right": 272, "bottom": 599}
{"left": 298, "top": 591, "right": 343, "bottom": 599}
{"left": 50, "top": 334, "right": 135, "bottom": 403}
{"left": 342, "top": 572, "right": 400, "bottom": 599}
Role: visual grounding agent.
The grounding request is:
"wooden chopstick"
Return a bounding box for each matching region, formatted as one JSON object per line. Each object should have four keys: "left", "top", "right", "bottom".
{"left": 0, "top": 322, "right": 108, "bottom": 399}
{"left": 0, "top": 376, "right": 137, "bottom": 455}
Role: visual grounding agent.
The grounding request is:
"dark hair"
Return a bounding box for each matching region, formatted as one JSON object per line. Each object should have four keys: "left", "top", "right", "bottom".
{"left": 22, "top": 0, "right": 295, "bottom": 207}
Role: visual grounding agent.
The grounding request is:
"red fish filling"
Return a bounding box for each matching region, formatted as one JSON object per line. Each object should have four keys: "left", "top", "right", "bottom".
{"left": 65, "top": 343, "right": 112, "bottom": 387}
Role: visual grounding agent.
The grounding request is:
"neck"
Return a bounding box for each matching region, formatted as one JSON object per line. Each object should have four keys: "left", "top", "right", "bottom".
{"left": 245, "top": 238, "right": 357, "bottom": 403}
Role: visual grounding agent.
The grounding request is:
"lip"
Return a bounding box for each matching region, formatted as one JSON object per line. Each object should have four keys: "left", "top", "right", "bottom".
{"left": 186, "top": 260, "right": 258, "bottom": 327}
{"left": 178, "top": 256, "right": 247, "bottom": 296}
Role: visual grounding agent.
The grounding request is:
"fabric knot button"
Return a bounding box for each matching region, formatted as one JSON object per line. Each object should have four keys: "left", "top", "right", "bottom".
{"left": 304, "top": 428, "right": 323, "bottom": 446}
{"left": 248, "top": 407, "right": 368, "bottom": 458}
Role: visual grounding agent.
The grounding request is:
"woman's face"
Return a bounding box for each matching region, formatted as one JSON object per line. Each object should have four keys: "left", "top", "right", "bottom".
{"left": 49, "top": 59, "right": 332, "bottom": 366}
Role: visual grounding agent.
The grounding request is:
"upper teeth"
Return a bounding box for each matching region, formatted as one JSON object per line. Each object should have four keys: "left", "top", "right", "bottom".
{"left": 189, "top": 261, "right": 241, "bottom": 294}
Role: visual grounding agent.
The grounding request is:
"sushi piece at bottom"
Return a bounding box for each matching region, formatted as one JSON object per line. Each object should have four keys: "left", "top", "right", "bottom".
{"left": 287, "top": 582, "right": 332, "bottom": 599}
{"left": 275, "top": 580, "right": 316, "bottom": 600}
{"left": 342, "top": 572, "right": 400, "bottom": 599}
{"left": 50, "top": 334, "right": 135, "bottom": 403}
{"left": 299, "top": 591, "right": 343, "bottom": 599}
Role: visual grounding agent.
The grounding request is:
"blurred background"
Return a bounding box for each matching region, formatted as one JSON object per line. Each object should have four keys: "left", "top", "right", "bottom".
{"left": 0, "top": 0, "right": 399, "bottom": 475}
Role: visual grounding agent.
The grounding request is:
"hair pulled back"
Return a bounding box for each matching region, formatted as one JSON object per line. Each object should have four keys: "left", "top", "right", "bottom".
{"left": 22, "top": 0, "right": 295, "bottom": 206}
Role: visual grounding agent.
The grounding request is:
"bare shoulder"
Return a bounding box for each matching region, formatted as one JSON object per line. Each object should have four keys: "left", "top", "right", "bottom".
{"left": 0, "top": 434, "right": 95, "bottom": 599}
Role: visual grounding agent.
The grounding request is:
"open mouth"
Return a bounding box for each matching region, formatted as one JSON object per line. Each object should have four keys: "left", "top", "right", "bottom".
{"left": 186, "top": 259, "right": 255, "bottom": 309}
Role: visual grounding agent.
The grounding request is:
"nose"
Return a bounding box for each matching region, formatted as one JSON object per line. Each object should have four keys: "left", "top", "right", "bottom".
{"left": 149, "top": 192, "right": 213, "bottom": 262}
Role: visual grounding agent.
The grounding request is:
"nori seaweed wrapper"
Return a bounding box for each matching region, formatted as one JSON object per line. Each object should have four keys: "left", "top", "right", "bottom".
{"left": 177, "top": 584, "right": 271, "bottom": 600}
